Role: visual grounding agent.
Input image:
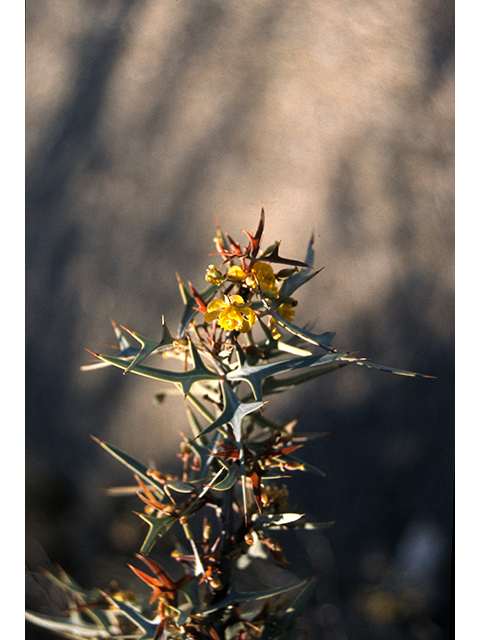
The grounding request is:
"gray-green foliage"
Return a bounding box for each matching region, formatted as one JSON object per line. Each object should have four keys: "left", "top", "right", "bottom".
{"left": 26, "top": 210, "right": 430, "bottom": 639}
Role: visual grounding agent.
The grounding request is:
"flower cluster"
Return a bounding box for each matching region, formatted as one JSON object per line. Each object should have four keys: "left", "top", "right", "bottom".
{"left": 27, "top": 207, "right": 430, "bottom": 640}
{"left": 203, "top": 294, "right": 257, "bottom": 334}
{"left": 204, "top": 261, "right": 294, "bottom": 335}
{"left": 202, "top": 211, "right": 305, "bottom": 338}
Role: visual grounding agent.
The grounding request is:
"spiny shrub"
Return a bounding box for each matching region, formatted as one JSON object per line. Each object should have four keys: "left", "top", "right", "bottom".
{"left": 26, "top": 209, "right": 431, "bottom": 639}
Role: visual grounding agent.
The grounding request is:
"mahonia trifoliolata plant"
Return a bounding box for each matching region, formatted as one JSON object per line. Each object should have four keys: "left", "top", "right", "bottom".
{"left": 26, "top": 209, "right": 432, "bottom": 640}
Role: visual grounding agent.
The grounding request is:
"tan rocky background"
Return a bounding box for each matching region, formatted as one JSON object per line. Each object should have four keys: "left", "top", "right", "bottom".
{"left": 26, "top": 1, "right": 454, "bottom": 638}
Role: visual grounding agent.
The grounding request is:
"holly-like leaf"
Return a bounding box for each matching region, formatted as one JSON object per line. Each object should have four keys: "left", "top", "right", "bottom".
{"left": 25, "top": 611, "right": 111, "bottom": 639}
{"left": 250, "top": 205, "right": 265, "bottom": 259}
{"left": 191, "top": 381, "right": 265, "bottom": 442}
{"left": 266, "top": 306, "right": 433, "bottom": 378}
{"left": 92, "top": 436, "right": 166, "bottom": 495}
{"left": 266, "top": 309, "right": 337, "bottom": 353}
{"left": 276, "top": 233, "right": 323, "bottom": 298}
{"left": 259, "top": 241, "right": 312, "bottom": 269}
{"left": 121, "top": 316, "right": 175, "bottom": 374}
{"left": 259, "top": 362, "right": 350, "bottom": 398}
{"left": 177, "top": 274, "right": 221, "bottom": 337}
{"left": 191, "top": 381, "right": 265, "bottom": 517}
{"left": 252, "top": 513, "right": 304, "bottom": 528}
{"left": 135, "top": 512, "right": 178, "bottom": 555}
{"left": 202, "top": 577, "right": 313, "bottom": 615}
{"left": 353, "top": 359, "right": 435, "bottom": 378}
{"left": 207, "top": 461, "right": 239, "bottom": 491}
{"left": 276, "top": 574, "right": 319, "bottom": 632}
{"left": 87, "top": 339, "right": 221, "bottom": 396}
{"left": 227, "top": 343, "right": 352, "bottom": 400}
{"left": 104, "top": 594, "right": 160, "bottom": 637}
{"left": 80, "top": 318, "right": 140, "bottom": 371}
{"left": 279, "top": 454, "right": 330, "bottom": 478}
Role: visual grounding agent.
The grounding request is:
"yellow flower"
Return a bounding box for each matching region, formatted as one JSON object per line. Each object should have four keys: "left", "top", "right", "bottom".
{"left": 205, "top": 265, "right": 224, "bottom": 285}
{"left": 226, "top": 265, "right": 247, "bottom": 281}
{"left": 246, "top": 262, "right": 278, "bottom": 296}
{"left": 269, "top": 302, "right": 296, "bottom": 339}
{"left": 277, "top": 302, "right": 296, "bottom": 322}
{"left": 204, "top": 295, "right": 257, "bottom": 333}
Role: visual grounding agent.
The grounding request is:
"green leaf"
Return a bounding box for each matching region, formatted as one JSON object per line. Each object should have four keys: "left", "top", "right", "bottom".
{"left": 177, "top": 274, "right": 221, "bottom": 337}
{"left": 261, "top": 302, "right": 433, "bottom": 378}
{"left": 202, "top": 577, "right": 312, "bottom": 615}
{"left": 353, "top": 359, "right": 435, "bottom": 378}
{"left": 165, "top": 480, "right": 196, "bottom": 494}
{"left": 88, "top": 339, "right": 221, "bottom": 395}
{"left": 259, "top": 241, "right": 312, "bottom": 269}
{"left": 266, "top": 311, "right": 336, "bottom": 353}
{"left": 259, "top": 361, "right": 350, "bottom": 397}
{"left": 208, "top": 462, "right": 238, "bottom": 491}
{"left": 227, "top": 343, "right": 351, "bottom": 400}
{"left": 25, "top": 611, "right": 110, "bottom": 639}
{"left": 121, "top": 316, "right": 175, "bottom": 374}
{"left": 108, "top": 595, "right": 159, "bottom": 637}
{"left": 191, "top": 381, "right": 265, "bottom": 441}
{"left": 190, "top": 381, "right": 264, "bottom": 517}
{"left": 135, "top": 512, "right": 178, "bottom": 555}
{"left": 277, "top": 233, "right": 320, "bottom": 297}
{"left": 184, "top": 391, "right": 230, "bottom": 445}
{"left": 252, "top": 513, "right": 304, "bottom": 528}
{"left": 277, "top": 574, "right": 319, "bottom": 632}
{"left": 281, "top": 455, "right": 330, "bottom": 478}
{"left": 80, "top": 318, "right": 139, "bottom": 371}
{"left": 184, "top": 430, "right": 213, "bottom": 471}
{"left": 92, "top": 436, "right": 165, "bottom": 495}
{"left": 39, "top": 565, "right": 103, "bottom": 602}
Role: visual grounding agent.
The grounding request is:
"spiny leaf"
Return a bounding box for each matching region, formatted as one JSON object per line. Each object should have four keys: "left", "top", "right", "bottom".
{"left": 213, "top": 217, "right": 232, "bottom": 254}
{"left": 87, "top": 340, "right": 221, "bottom": 396}
{"left": 184, "top": 428, "right": 226, "bottom": 480}
{"left": 191, "top": 381, "right": 264, "bottom": 518}
{"left": 259, "top": 241, "right": 312, "bottom": 269}
{"left": 252, "top": 513, "right": 304, "bottom": 528}
{"left": 265, "top": 309, "right": 337, "bottom": 353}
{"left": 354, "top": 359, "right": 435, "bottom": 378}
{"left": 207, "top": 462, "right": 239, "bottom": 491}
{"left": 104, "top": 594, "right": 160, "bottom": 637}
{"left": 191, "top": 381, "right": 265, "bottom": 442}
{"left": 259, "top": 361, "right": 351, "bottom": 397}
{"left": 277, "top": 574, "right": 319, "bottom": 632}
{"left": 135, "top": 512, "right": 178, "bottom": 555}
{"left": 25, "top": 611, "right": 111, "bottom": 639}
{"left": 277, "top": 233, "right": 322, "bottom": 298}
{"left": 265, "top": 309, "right": 433, "bottom": 378}
{"left": 250, "top": 205, "right": 265, "bottom": 259}
{"left": 38, "top": 565, "right": 104, "bottom": 603}
{"left": 276, "top": 339, "right": 313, "bottom": 357}
{"left": 177, "top": 274, "right": 221, "bottom": 337}
{"left": 165, "top": 480, "right": 196, "bottom": 494}
{"left": 227, "top": 343, "right": 352, "bottom": 400}
{"left": 80, "top": 318, "right": 139, "bottom": 371}
{"left": 280, "top": 454, "right": 330, "bottom": 478}
{"left": 121, "top": 316, "right": 175, "bottom": 374}
{"left": 92, "top": 436, "right": 165, "bottom": 495}
{"left": 202, "top": 577, "right": 312, "bottom": 615}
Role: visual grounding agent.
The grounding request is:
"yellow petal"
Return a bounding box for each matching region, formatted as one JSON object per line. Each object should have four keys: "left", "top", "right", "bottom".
{"left": 204, "top": 298, "right": 227, "bottom": 322}
{"left": 218, "top": 306, "right": 244, "bottom": 331}
{"left": 227, "top": 265, "right": 247, "bottom": 281}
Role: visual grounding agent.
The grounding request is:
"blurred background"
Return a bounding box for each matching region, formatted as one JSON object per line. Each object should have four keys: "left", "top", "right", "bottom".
{"left": 26, "top": 1, "right": 454, "bottom": 638}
